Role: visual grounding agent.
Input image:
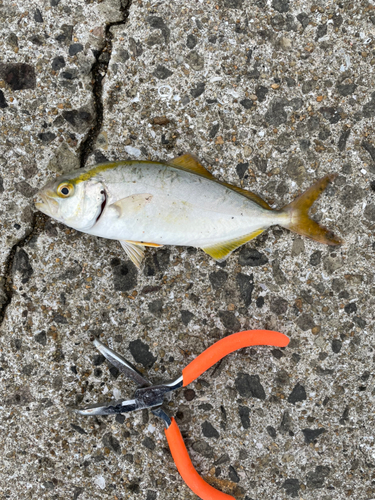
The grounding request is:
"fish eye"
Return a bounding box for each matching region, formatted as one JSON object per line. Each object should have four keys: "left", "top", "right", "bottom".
{"left": 57, "top": 183, "right": 74, "bottom": 198}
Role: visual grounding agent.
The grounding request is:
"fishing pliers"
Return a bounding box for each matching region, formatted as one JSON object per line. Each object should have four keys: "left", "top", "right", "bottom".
{"left": 75, "top": 330, "right": 289, "bottom": 500}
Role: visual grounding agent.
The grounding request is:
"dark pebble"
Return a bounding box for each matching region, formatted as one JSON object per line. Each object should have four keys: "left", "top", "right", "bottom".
{"left": 271, "top": 349, "right": 283, "bottom": 359}
{"left": 265, "top": 98, "right": 288, "bottom": 126}
{"left": 214, "top": 453, "right": 230, "bottom": 465}
{"left": 344, "top": 302, "right": 357, "bottom": 314}
{"left": 186, "top": 34, "right": 197, "bottom": 49}
{"left": 115, "top": 414, "right": 125, "bottom": 424}
{"left": 218, "top": 311, "right": 241, "bottom": 331}
{"left": 239, "top": 406, "right": 250, "bottom": 429}
{"left": 238, "top": 248, "right": 268, "bottom": 267}
{"left": 0, "top": 62, "right": 36, "bottom": 90}
{"left": 337, "top": 83, "right": 357, "bottom": 96}
{"left": 337, "top": 128, "right": 351, "bottom": 151}
{"left": 315, "top": 23, "right": 327, "bottom": 41}
{"left": 70, "top": 424, "right": 87, "bottom": 435}
{"left": 199, "top": 403, "right": 213, "bottom": 411}
{"left": 128, "top": 339, "right": 156, "bottom": 369}
{"left": 55, "top": 24, "right": 73, "bottom": 43}
{"left": 270, "top": 296, "right": 288, "bottom": 315}
{"left": 228, "top": 465, "right": 240, "bottom": 483}
{"left": 235, "top": 373, "right": 266, "bottom": 400}
{"left": 93, "top": 368, "right": 102, "bottom": 377}
{"left": 236, "top": 273, "right": 254, "bottom": 307}
{"left": 92, "top": 354, "right": 105, "bottom": 366}
{"left": 272, "top": 0, "right": 289, "bottom": 12}
{"left": 148, "top": 298, "right": 163, "bottom": 316}
{"left": 69, "top": 43, "right": 83, "bottom": 56}
{"left": 240, "top": 98, "right": 253, "bottom": 109}
{"left": 255, "top": 85, "right": 268, "bottom": 102}
{"left": 209, "top": 123, "right": 219, "bottom": 138}
{"left": 181, "top": 309, "right": 194, "bottom": 325}
{"left": 306, "top": 465, "right": 330, "bottom": 489}
{"left": 302, "top": 428, "right": 326, "bottom": 443}
{"left": 0, "top": 89, "right": 8, "bottom": 109}
{"left": 142, "top": 437, "right": 156, "bottom": 450}
{"left": 190, "top": 82, "right": 205, "bottom": 98}
{"left": 236, "top": 162, "right": 249, "bottom": 179}
{"left": 209, "top": 269, "right": 228, "bottom": 290}
{"left": 282, "top": 478, "right": 300, "bottom": 498}
{"left": 12, "top": 248, "right": 33, "bottom": 280}
{"left": 202, "top": 421, "right": 219, "bottom": 438}
{"left": 184, "top": 389, "right": 195, "bottom": 401}
{"left": 37, "top": 131, "right": 56, "bottom": 144}
{"left": 256, "top": 296, "right": 264, "bottom": 308}
{"left": 146, "top": 491, "right": 157, "bottom": 500}
{"left": 266, "top": 425, "right": 277, "bottom": 439}
{"left": 102, "top": 433, "right": 121, "bottom": 454}
{"left": 353, "top": 316, "right": 366, "bottom": 328}
{"left": 295, "top": 313, "right": 315, "bottom": 331}
{"left": 34, "top": 8, "right": 43, "bottom": 22}
{"left": 73, "top": 487, "right": 84, "bottom": 500}
{"left": 51, "top": 56, "right": 65, "bottom": 71}
{"left": 331, "top": 339, "right": 342, "bottom": 353}
{"left": 279, "top": 410, "right": 293, "bottom": 434}
{"left": 288, "top": 383, "right": 307, "bottom": 404}
{"left": 192, "top": 440, "right": 214, "bottom": 458}
{"left": 62, "top": 109, "right": 93, "bottom": 131}
{"left": 34, "top": 331, "right": 47, "bottom": 346}
{"left": 153, "top": 64, "right": 173, "bottom": 79}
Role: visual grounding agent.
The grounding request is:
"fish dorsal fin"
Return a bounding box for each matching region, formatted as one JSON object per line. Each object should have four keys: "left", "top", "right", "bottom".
{"left": 221, "top": 183, "right": 272, "bottom": 210}
{"left": 169, "top": 153, "right": 215, "bottom": 180}
{"left": 201, "top": 229, "right": 264, "bottom": 262}
{"left": 170, "top": 154, "right": 272, "bottom": 210}
{"left": 119, "top": 240, "right": 145, "bottom": 269}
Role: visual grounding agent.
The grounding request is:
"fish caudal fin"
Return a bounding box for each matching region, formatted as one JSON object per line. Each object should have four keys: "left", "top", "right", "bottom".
{"left": 280, "top": 174, "right": 343, "bottom": 245}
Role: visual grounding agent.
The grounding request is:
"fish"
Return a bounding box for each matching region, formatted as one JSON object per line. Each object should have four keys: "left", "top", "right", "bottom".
{"left": 35, "top": 153, "right": 342, "bottom": 268}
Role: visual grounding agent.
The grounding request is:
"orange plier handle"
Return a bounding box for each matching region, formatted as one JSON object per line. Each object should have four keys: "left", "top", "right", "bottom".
{"left": 163, "top": 330, "right": 290, "bottom": 500}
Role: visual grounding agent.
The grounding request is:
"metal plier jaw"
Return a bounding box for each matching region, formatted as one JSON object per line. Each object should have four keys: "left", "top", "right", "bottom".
{"left": 75, "top": 331, "right": 290, "bottom": 500}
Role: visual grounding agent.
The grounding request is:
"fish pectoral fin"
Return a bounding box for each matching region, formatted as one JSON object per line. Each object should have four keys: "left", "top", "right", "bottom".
{"left": 119, "top": 241, "right": 145, "bottom": 269}
{"left": 111, "top": 193, "right": 153, "bottom": 217}
{"left": 126, "top": 240, "right": 163, "bottom": 248}
{"left": 169, "top": 153, "right": 215, "bottom": 180}
{"left": 201, "top": 230, "right": 264, "bottom": 262}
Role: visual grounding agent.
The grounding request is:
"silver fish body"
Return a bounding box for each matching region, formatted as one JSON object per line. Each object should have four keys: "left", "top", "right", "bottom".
{"left": 35, "top": 154, "right": 341, "bottom": 267}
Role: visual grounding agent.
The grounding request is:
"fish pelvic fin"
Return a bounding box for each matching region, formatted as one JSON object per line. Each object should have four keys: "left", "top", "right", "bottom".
{"left": 201, "top": 229, "right": 264, "bottom": 262}
{"left": 119, "top": 241, "right": 145, "bottom": 269}
{"left": 279, "top": 174, "right": 343, "bottom": 245}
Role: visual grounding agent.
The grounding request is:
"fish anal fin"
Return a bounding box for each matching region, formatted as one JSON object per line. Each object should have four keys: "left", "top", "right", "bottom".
{"left": 222, "top": 183, "right": 272, "bottom": 210}
{"left": 169, "top": 153, "right": 215, "bottom": 180}
{"left": 119, "top": 240, "right": 145, "bottom": 269}
{"left": 280, "top": 174, "right": 343, "bottom": 246}
{"left": 201, "top": 229, "right": 264, "bottom": 261}
{"left": 126, "top": 240, "right": 163, "bottom": 248}
{"left": 112, "top": 193, "right": 153, "bottom": 217}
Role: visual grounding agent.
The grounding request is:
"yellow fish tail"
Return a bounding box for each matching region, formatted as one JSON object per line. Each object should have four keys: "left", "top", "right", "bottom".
{"left": 280, "top": 174, "right": 343, "bottom": 246}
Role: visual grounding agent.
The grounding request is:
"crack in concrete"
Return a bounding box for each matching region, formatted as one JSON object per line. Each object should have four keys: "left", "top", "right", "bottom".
{"left": 0, "top": 212, "right": 50, "bottom": 327}
{"left": 79, "top": 0, "right": 133, "bottom": 168}
{"left": 1, "top": 1, "right": 133, "bottom": 327}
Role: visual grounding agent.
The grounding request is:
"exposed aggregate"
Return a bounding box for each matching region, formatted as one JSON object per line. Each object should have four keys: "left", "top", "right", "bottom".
{"left": 0, "top": 0, "right": 375, "bottom": 499}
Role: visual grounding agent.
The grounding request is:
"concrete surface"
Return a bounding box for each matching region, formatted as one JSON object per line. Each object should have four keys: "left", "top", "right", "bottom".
{"left": 0, "top": 0, "right": 375, "bottom": 499}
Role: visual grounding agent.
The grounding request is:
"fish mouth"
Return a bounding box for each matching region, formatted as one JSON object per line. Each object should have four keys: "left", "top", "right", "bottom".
{"left": 34, "top": 192, "right": 59, "bottom": 216}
